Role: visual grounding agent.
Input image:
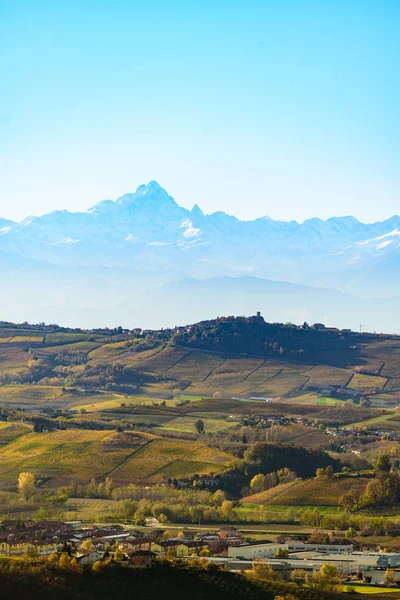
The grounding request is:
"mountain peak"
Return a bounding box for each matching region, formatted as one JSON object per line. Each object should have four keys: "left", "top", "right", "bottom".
{"left": 115, "top": 181, "right": 178, "bottom": 208}
{"left": 135, "top": 180, "right": 168, "bottom": 197}
{"left": 191, "top": 204, "right": 204, "bottom": 218}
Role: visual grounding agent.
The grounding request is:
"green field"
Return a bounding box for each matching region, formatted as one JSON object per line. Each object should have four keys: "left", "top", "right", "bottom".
{"left": 64, "top": 497, "right": 121, "bottom": 520}
{"left": 160, "top": 416, "right": 238, "bottom": 434}
{"left": 345, "top": 412, "right": 398, "bottom": 429}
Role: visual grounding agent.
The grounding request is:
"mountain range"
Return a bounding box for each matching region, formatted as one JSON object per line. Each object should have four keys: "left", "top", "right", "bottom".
{"left": 1, "top": 181, "right": 400, "bottom": 331}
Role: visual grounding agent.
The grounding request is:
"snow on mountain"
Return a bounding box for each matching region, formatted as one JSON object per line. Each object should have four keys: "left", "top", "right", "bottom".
{"left": 1, "top": 181, "right": 400, "bottom": 296}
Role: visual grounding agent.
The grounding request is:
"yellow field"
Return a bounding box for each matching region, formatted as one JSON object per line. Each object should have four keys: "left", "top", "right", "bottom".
{"left": 8, "top": 335, "right": 44, "bottom": 344}
{"left": 0, "top": 427, "right": 234, "bottom": 488}
{"left": 347, "top": 373, "right": 387, "bottom": 391}
{"left": 0, "top": 385, "right": 65, "bottom": 405}
{"left": 242, "top": 476, "right": 370, "bottom": 506}
{"left": 109, "top": 437, "right": 233, "bottom": 484}
{"left": 306, "top": 365, "right": 351, "bottom": 387}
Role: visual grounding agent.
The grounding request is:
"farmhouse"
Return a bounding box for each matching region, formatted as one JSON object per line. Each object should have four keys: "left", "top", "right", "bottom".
{"left": 128, "top": 550, "right": 157, "bottom": 569}
{"left": 77, "top": 550, "right": 105, "bottom": 566}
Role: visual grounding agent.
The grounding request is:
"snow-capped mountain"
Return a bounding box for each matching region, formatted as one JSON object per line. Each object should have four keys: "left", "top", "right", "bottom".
{"left": 2, "top": 181, "right": 400, "bottom": 330}
{"left": 1, "top": 181, "right": 400, "bottom": 294}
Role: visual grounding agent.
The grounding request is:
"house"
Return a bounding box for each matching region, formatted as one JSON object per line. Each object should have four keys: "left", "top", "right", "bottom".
{"left": 128, "top": 537, "right": 155, "bottom": 551}
{"left": 176, "top": 541, "right": 205, "bottom": 557}
{"left": 2, "top": 539, "right": 60, "bottom": 556}
{"left": 77, "top": 550, "right": 105, "bottom": 566}
{"left": 219, "top": 527, "right": 241, "bottom": 539}
{"left": 128, "top": 550, "right": 157, "bottom": 569}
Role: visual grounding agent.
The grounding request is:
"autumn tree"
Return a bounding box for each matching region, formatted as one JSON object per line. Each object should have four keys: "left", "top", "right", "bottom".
{"left": 252, "top": 557, "right": 275, "bottom": 580}
{"left": 325, "top": 465, "right": 334, "bottom": 478}
{"left": 310, "top": 563, "right": 341, "bottom": 591}
{"left": 18, "top": 472, "right": 35, "bottom": 501}
{"left": 277, "top": 468, "right": 297, "bottom": 484}
{"left": 250, "top": 474, "right": 266, "bottom": 494}
{"left": 220, "top": 500, "right": 235, "bottom": 520}
{"left": 385, "top": 568, "right": 396, "bottom": 587}
{"left": 291, "top": 568, "right": 307, "bottom": 584}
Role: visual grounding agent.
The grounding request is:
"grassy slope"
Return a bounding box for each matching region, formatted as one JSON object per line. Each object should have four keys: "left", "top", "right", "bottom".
{"left": 242, "top": 476, "right": 370, "bottom": 506}
{"left": 0, "top": 428, "right": 234, "bottom": 488}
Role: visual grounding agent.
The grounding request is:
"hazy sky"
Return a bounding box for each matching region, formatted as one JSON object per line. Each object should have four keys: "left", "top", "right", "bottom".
{"left": 1, "top": 0, "right": 399, "bottom": 223}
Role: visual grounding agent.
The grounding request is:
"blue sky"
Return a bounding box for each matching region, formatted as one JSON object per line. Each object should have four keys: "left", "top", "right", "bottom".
{"left": 0, "top": 0, "right": 398, "bottom": 222}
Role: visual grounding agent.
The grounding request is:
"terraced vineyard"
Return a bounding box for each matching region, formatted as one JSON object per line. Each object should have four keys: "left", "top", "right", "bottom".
{"left": 0, "top": 428, "right": 234, "bottom": 489}
{"left": 2, "top": 325, "right": 400, "bottom": 408}
{"left": 242, "top": 476, "right": 371, "bottom": 506}
{"left": 2, "top": 322, "right": 400, "bottom": 496}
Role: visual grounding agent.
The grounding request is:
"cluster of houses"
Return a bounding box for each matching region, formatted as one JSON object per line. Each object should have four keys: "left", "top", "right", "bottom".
{"left": 2, "top": 519, "right": 400, "bottom": 584}
{"left": 0, "top": 520, "right": 242, "bottom": 566}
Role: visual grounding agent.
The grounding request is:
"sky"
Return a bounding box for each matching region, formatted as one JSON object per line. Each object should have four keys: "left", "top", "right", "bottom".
{"left": 0, "top": 0, "right": 399, "bottom": 224}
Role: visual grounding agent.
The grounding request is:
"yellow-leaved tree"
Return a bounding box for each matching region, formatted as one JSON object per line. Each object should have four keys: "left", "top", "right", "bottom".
{"left": 18, "top": 472, "right": 36, "bottom": 501}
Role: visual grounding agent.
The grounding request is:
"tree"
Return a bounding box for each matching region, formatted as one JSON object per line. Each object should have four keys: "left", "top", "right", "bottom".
{"left": 316, "top": 468, "right": 325, "bottom": 478}
{"left": 105, "top": 477, "right": 113, "bottom": 497}
{"left": 195, "top": 419, "right": 205, "bottom": 434}
{"left": 211, "top": 489, "right": 226, "bottom": 506}
{"left": 220, "top": 500, "right": 235, "bottom": 520}
{"left": 92, "top": 560, "right": 104, "bottom": 573}
{"left": 345, "top": 527, "right": 356, "bottom": 539}
{"left": 291, "top": 568, "right": 307, "bottom": 583}
{"left": 310, "top": 563, "right": 341, "bottom": 591}
{"left": 376, "top": 454, "right": 391, "bottom": 473}
{"left": 365, "top": 478, "right": 386, "bottom": 506}
{"left": 252, "top": 557, "right": 274, "bottom": 580}
{"left": 385, "top": 569, "right": 396, "bottom": 586}
{"left": 339, "top": 492, "right": 355, "bottom": 512}
{"left": 274, "top": 547, "right": 289, "bottom": 558}
{"left": 264, "top": 472, "right": 278, "bottom": 489}
{"left": 81, "top": 539, "right": 94, "bottom": 550}
{"left": 250, "top": 474, "right": 266, "bottom": 494}
{"left": 114, "top": 548, "right": 125, "bottom": 562}
{"left": 325, "top": 465, "right": 334, "bottom": 478}
{"left": 277, "top": 468, "right": 297, "bottom": 484}
{"left": 158, "top": 513, "right": 169, "bottom": 524}
{"left": 309, "top": 529, "right": 326, "bottom": 544}
{"left": 320, "top": 563, "right": 338, "bottom": 578}
{"left": 18, "top": 472, "right": 35, "bottom": 501}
